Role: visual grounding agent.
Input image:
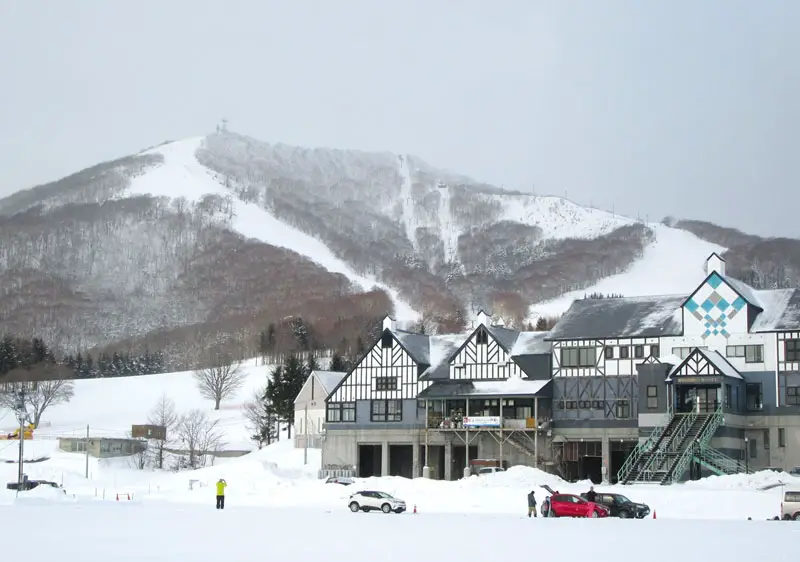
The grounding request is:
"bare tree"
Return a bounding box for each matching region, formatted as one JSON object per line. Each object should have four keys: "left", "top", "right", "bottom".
{"left": 176, "top": 409, "right": 224, "bottom": 469}
{"left": 147, "top": 394, "right": 179, "bottom": 470}
{"left": 193, "top": 351, "right": 245, "bottom": 410}
{"left": 0, "top": 379, "right": 75, "bottom": 428}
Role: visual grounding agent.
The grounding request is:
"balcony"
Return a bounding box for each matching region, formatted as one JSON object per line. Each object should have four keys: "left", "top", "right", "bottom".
{"left": 426, "top": 414, "right": 543, "bottom": 431}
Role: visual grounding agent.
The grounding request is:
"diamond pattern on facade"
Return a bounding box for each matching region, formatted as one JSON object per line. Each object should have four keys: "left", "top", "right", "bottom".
{"left": 686, "top": 273, "right": 748, "bottom": 340}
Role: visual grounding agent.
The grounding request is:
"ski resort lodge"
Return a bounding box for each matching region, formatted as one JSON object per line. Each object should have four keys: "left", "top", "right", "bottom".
{"left": 318, "top": 253, "right": 800, "bottom": 484}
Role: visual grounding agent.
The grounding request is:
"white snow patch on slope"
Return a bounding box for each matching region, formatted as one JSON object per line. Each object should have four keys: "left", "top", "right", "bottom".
{"left": 438, "top": 185, "right": 460, "bottom": 264}
{"left": 397, "top": 154, "right": 418, "bottom": 252}
{"left": 529, "top": 224, "right": 726, "bottom": 319}
{"left": 501, "top": 195, "right": 636, "bottom": 240}
{"left": 126, "top": 138, "right": 419, "bottom": 322}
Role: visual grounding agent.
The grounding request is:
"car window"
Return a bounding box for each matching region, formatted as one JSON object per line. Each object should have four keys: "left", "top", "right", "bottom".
{"left": 785, "top": 491, "right": 800, "bottom": 502}
{"left": 377, "top": 492, "right": 393, "bottom": 498}
{"left": 551, "top": 495, "right": 567, "bottom": 502}
{"left": 572, "top": 496, "right": 586, "bottom": 503}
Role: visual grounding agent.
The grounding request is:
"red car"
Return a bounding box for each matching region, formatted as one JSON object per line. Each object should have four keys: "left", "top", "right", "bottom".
{"left": 544, "top": 493, "right": 609, "bottom": 518}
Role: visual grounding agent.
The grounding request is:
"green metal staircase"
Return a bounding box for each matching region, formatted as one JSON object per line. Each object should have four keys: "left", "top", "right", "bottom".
{"left": 619, "top": 404, "right": 748, "bottom": 485}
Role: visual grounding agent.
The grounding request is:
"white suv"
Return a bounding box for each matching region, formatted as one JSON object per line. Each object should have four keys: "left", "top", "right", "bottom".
{"left": 348, "top": 490, "right": 406, "bottom": 513}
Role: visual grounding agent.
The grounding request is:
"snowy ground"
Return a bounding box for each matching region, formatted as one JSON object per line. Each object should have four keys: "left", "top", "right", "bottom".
{"left": 1, "top": 358, "right": 274, "bottom": 450}
{"left": 4, "top": 503, "right": 797, "bottom": 562}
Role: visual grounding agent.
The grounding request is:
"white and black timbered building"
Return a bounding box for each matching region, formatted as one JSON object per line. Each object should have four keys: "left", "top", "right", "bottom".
{"left": 321, "top": 312, "right": 555, "bottom": 481}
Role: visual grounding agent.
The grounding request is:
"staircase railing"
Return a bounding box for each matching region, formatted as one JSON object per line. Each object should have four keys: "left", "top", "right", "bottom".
{"left": 639, "top": 412, "right": 696, "bottom": 481}
{"left": 664, "top": 404, "right": 724, "bottom": 484}
{"left": 694, "top": 446, "right": 750, "bottom": 475}
{"left": 617, "top": 424, "right": 665, "bottom": 483}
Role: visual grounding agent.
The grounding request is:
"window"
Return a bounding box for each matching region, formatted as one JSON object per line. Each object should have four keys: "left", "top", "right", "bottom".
{"left": 374, "top": 377, "right": 397, "bottom": 391}
{"left": 326, "top": 402, "right": 356, "bottom": 422}
{"left": 749, "top": 438, "right": 757, "bottom": 458}
{"left": 578, "top": 400, "right": 591, "bottom": 409}
{"left": 381, "top": 333, "right": 393, "bottom": 349}
{"left": 650, "top": 345, "right": 660, "bottom": 357}
{"left": 615, "top": 400, "right": 630, "bottom": 418}
{"left": 786, "top": 339, "right": 800, "bottom": 362}
{"left": 672, "top": 346, "right": 707, "bottom": 359}
{"left": 604, "top": 347, "right": 614, "bottom": 360}
{"left": 787, "top": 386, "right": 800, "bottom": 406}
{"left": 619, "top": 346, "right": 630, "bottom": 359}
{"left": 725, "top": 345, "right": 763, "bottom": 363}
{"left": 476, "top": 329, "right": 488, "bottom": 345}
{"left": 746, "top": 383, "right": 763, "bottom": 411}
{"left": 566, "top": 401, "right": 576, "bottom": 409}
{"left": 725, "top": 384, "right": 732, "bottom": 408}
{"left": 559, "top": 347, "right": 596, "bottom": 368}
{"left": 779, "top": 428, "right": 786, "bottom": 448}
{"left": 764, "top": 429, "right": 770, "bottom": 450}
{"left": 634, "top": 345, "right": 644, "bottom": 359}
{"left": 371, "top": 399, "right": 402, "bottom": 422}
{"left": 592, "top": 400, "right": 604, "bottom": 410}
{"left": 646, "top": 386, "right": 658, "bottom": 409}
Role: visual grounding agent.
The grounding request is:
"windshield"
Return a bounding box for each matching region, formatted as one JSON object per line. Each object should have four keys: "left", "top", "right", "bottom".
{"left": 615, "top": 495, "right": 631, "bottom": 503}
{"left": 377, "top": 492, "right": 394, "bottom": 499}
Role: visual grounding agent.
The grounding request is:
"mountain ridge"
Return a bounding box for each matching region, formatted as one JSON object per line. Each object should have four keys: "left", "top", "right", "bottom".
{"left": 1, "top": 131, "right": 796, "bottom": 368}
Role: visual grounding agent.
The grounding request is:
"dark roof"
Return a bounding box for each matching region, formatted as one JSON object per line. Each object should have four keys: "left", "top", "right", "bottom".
{"left": 419, "top": 334, "right": 465, "bottom": 381}
{"left": 418, "top": 379, "right": 551, "bottom": 399}
{"left": 393, "top": 329, "right": 431, "bottom": 365}
{"left": 546, "top": 295, "right": 685, "bottom": 340}
{"left": 485, "top": 325, "right": 521, "bottom": 352}
{"left": 510, "top": 332, "right": 551, "bottom": 356}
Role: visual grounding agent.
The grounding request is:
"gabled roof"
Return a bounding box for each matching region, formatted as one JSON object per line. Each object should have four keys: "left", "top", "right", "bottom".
{"left": 485, "top": 324, "right": 522, "bottom": 351}
{"left": 667, "top": 348, "right": 742, "bottom": 381}
{"left": 293, "top": 370, "right": 347, "bottom": 405}
{"left": 314, "top": 370, "right": 347, "bottom": 394}
{"left": 419, "top": 334, "right": 465, "bottom": 381}
{"left": 546, "top": 295, "right": 685, "bottom": 340}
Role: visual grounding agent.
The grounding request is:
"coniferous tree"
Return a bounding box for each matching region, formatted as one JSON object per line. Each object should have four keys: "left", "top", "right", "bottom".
{"left": 329, "top": 353, "right": 347, "bottom": 372}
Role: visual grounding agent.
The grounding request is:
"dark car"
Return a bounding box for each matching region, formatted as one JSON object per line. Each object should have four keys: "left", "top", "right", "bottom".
{"left": 6, "top": 480, "right": 66, "bottom": 494}
{"left": 580, "top": 492, "right": 650, "bottom": 519}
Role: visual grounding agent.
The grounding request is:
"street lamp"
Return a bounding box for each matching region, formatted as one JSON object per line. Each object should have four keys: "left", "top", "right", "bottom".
{"left": 744, "top": 436, "right": 749, "bottom": 473}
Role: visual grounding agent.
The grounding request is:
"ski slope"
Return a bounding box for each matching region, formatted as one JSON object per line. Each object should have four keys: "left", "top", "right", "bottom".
{"left": 126, "top": 139, "right": 419, "bottom": 322}
{"left": 528, "top": 223, "right": 726, "bottom": 321}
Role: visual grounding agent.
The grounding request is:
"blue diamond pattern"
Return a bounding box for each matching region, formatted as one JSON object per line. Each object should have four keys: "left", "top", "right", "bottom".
{"left": 713, "top": 329, "right": 719, "bottom": 335}
{"left": 708, "top": 273, "right": 723, "bottom": 289}
{"left": 685, "top": 300, "right": 699, "bottom": 313}
{"left": 732, "top": 296, "right": 746, "bottom": 310}
{"left": 717, "top": 298, "right": 729, "bottom": 310}
{"left": 685, "top": 275, "right": 748, "bottom": 341}
{"left": 701, "top": 299, "right": 715, "bottom": 312}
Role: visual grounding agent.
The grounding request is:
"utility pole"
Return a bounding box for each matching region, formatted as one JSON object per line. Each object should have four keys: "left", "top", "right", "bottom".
{"left": 85, "top": 424, "right": 90, "bottom": 479}
{"left": 10, "top": 383, "right": 33, "bottom": 494}
{"left": 303, "top": 404, "right": 308, "bottom": 465}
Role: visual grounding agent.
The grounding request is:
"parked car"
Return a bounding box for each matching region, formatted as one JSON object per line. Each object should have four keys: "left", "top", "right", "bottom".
{"left": 579, "top": 492, "right": 650, "bottom": 519}
{"left": 781, "top": 490, "right": 800, "bottom": 520}
{"left": 326, "top": 476, "right": 354, "bottom": 485}
{"left": 543, "top": 492, "right": 608, "bottom": 518}
{"left": 477, "top": 467, "right": 505, "bottom": 475}
{"left": 788, "top": 467, "right": 800, "bottom": 477}
{"left": 6, "top": 480, "right": 66, "bottom": 494}
{"left": 348, "top": 490, "right": 407, "bottom": 513}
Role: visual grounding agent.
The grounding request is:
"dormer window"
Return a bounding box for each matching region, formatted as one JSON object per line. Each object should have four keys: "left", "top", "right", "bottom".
{"left": 381, "top": 332, "right": 393, "bottom": 349}
{"left": 476, "top": 329, "right": 488, "bottom": 345}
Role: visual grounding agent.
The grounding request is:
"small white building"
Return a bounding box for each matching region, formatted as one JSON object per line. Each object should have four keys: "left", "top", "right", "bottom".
{"left": 294, "top": 370, "right": 347, "bottom": 449}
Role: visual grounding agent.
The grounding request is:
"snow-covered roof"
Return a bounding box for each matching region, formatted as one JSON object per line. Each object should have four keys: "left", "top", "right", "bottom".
{"left": 418, "top": 378, "right": 551, "bottom": 398}
{"left": 393, "top": 329, "right": 431, "bottom": 365}
{"left": 547, "top": 295, "right": 686, "bottom": 340}
{"left": 485, "top": 325, "right": 522, "bottom": 352}
{"left": 743, "top": 287, "right": 800, "bottom": 332}
{"left": 314, "top": 370, "right": 347, "bottom": 394}
{"left": 420, "top": 334, "right": 466, "bottom": 380}
{"left": 510, "top": 331, "right": 551, "bottom": 356}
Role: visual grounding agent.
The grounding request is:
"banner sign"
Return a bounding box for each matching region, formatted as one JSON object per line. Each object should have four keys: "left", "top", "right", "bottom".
{"left": 463, "top": 416, "right": 501, "bottom": 427}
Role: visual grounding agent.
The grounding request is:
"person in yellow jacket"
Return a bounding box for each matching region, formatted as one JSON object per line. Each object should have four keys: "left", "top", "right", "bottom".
{"left": 215, "top": 478, "right": 227, "bottom": 509}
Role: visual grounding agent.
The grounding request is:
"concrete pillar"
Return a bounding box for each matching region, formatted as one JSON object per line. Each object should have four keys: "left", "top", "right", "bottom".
{"left": 444, "top": 441, "right": 453, "bottom": 481}
{"left": 381, "top": 441, "right": 389, "bottom": 476}
{"left": 601, "top": 436, "right": 611, "bottom": 483}
{"left": 412, "top": 435, "right": 421, "bottom": 478}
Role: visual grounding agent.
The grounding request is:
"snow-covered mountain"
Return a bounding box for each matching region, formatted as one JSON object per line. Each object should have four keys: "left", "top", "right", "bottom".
{"left": 0, "top": 131, "right": 781, "bottom": 364}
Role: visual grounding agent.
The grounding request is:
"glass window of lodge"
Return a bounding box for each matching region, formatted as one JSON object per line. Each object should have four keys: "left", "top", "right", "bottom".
{"left": 371, "top": 399, "right": 402, "bottom": 422}
{"left": 786, "top": 339, "right": 800, "bottom": 362}
{"left": 787, "top": 386, "right": 800, "bottom": 406}
{"left": 560, "top": 347, "right": 596, "bottom": 368}
{"left": 745, "top": 383, "right": 763, "bottom": 411}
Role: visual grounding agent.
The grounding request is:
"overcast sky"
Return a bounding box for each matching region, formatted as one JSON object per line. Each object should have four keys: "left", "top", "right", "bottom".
{"left": 1, "top": 1, "right": 797, "bottom": 237}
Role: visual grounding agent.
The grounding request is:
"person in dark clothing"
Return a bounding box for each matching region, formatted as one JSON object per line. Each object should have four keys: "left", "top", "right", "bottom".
{"left": 586, "top": 486, "right": 597, "bottom": 503}
{"left": 527, "top": 490, "right": 537, "bottom": 517}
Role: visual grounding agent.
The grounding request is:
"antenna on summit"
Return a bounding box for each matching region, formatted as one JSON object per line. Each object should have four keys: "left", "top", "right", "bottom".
{"left": 216, "top": 118, "right": 229, "bottom": 133}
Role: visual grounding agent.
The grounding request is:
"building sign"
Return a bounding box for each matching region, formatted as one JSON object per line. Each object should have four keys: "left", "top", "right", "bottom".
{"left": 463, "top": 416, "right": 501, "bottom": 427}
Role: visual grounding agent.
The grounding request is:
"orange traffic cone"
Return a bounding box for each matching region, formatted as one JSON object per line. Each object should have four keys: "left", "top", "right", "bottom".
{"left": 413, "top": 504, "right": 417, "bottom": 514}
